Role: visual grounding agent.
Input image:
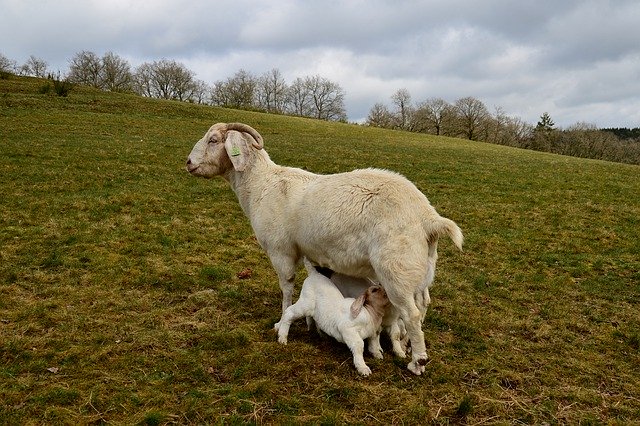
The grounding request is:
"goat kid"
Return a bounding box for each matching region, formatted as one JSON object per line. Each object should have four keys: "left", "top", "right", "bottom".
{"left": 274, "top": 260, "right": 389, "bottom": 376}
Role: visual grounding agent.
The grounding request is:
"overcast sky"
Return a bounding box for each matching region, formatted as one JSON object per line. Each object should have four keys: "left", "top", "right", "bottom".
{"left": 2, "top": 0, "right": 640, "bottom": 128}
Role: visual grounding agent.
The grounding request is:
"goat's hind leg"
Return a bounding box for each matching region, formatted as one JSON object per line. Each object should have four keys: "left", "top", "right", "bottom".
{"left": 385, "top": 289, "right": 428, "bottom": 375}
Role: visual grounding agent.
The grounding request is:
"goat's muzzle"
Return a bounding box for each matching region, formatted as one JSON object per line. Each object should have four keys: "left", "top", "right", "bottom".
{"left": 185, "top": 158, "right": 199, "bottom": 174}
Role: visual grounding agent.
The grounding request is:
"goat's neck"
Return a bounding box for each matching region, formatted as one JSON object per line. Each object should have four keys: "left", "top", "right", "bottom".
{"left": 225, "top": 150, "right": 276, "bottom": 217}
{"left": 364, "top": 303, "right": 386, "bottom": 330}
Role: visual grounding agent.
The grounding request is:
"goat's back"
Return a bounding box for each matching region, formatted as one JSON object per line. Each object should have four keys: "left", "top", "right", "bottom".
{"left": 293, "top": 168, "right": 438, "bottom": 276}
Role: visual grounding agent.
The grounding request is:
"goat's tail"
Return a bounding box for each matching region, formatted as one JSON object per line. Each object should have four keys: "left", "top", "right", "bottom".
{"left": 424, "top": 216, "right": 464, "bottom": 251}
{"left": 302, "top": 257, "right": 320, "bottom": 277}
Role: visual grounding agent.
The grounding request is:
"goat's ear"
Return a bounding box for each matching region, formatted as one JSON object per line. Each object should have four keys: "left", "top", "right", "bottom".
{"left": 350, "top": 293, "right": 367, "bottom": 319}
{"left": 224, "top": 130, "right": 251, "bottom": 171}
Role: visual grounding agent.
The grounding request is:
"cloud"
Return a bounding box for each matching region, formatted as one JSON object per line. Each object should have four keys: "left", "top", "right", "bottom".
{"left": 2, "top": 0, "right": 640, "bottom": 127}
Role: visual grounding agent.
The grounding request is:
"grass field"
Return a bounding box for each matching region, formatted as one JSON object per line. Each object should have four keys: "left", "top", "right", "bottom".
{"left": 1, "top": 76, "right": 639, "bottom": 424}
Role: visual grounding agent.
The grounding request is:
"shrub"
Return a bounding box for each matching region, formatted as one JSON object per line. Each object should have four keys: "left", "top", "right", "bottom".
{"left": 53, "top": 77, "right": 73, "bottom": 97}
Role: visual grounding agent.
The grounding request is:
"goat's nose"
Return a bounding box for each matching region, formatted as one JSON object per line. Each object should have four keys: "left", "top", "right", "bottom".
{"left": 186, "top": 158, "right": 192, "bottom": 165}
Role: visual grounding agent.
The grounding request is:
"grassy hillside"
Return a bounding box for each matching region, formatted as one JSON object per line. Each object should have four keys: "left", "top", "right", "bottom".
{"left": 1, "top": 76, "right": 639, "bottom": 424}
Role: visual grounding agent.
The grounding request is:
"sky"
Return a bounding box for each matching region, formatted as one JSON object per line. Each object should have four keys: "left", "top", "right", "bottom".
{"left": 2, "top": 0, "right": 640, "bottom": 128}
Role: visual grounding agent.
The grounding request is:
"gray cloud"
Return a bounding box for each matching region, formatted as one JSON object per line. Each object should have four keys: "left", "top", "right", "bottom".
{"left": 2, "top": 0, "right": 639, "bottom": 127}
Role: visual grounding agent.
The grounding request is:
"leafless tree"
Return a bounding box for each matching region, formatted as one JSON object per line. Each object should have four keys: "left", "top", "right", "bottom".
{"left": 256, "top": 68, "right": 288, "bottom": 113}
{"left": 68, "top": 51, "right": 102, "bottom": 87}
{"left": 191, "top": 79, "right": 210, "bottom": 104}
{"left": 100, "top": 52, "right": 132, "bottom": 92}
{"left": 0, "top": 53, "right": 17, "bottom": 74}
{"left": 367, "top": 103, "right": 394, "bottom": 128}
{"left": 210, "top": 69, "right": 257, "bottom": 108}
{"left": 133, "top": 62, "right": 155, "bottom": 97}
{"left": 453, "top": 96, "right": 490, "bottom": 140}
{"left": 305, "top": 75, "right": 347, "bottom": 121}
{"left": 134, "top": 59, "right": 196, "bottom": 101}
{"left": 391, "top": 88, "right": 413, "bottom": 130}
{"left": 20, "top": 55, "right": 48, "bottom": 77}
{"left": 286, "top": 77, "right": 313, "bottom": 117}
{"left": 412, "top": 98, "right": 454, "bottom": 135}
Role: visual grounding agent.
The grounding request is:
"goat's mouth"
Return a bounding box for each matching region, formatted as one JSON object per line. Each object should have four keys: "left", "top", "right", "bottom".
{"left": 185, "top": 161, "right": 200, "bottom": 174}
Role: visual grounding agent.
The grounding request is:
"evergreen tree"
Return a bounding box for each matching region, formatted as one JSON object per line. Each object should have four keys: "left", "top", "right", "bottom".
{"left": 536, "top": 112, "right": 555, "bottom": 132}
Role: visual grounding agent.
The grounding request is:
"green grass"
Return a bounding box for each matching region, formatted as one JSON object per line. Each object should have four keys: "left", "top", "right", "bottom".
{"left": 1, "top": 75, "right": 639, "bottom": 424}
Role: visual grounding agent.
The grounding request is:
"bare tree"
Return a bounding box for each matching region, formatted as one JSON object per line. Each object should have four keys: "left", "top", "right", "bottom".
{"left": 286, "top": 77, "right": 313, "bottom": 117}
{"left": 21, "top": 55, "right": 48, "bottom": 77}
{"left": 210, "top": 69, "right": 257, "bottom": 108}
{"left": 453, "top": 96, "right": 490, "bottom": 140}
{"left": 412, "top": 98, "right": 453, "bottom": 135}
{"left": 367, "top": 103, "right": 394, "bottom": 128}
{"left": 0, "top": 53, "right": 17, "bottom": 74}
{"left": 391, "top": 88, "right": 413, "bottom": 130}
{"left": 68, "top": 51, "right": 102, "bottom": 87}
{"left": 134, "top": 59, "right": 196, "bottom": 101}
{"left": 133, "top": 62, "right": 155, "bottom": 97}
{"left": 191, "top": 79, "right": 210, "bottom": 104}
{"left": 256, "top": 68, "right": 288, "bottom": 113}
{"left": 305, "top": 75, "right": 347, "bottom": 121}
{"left": 100, "top": 52, "right": 132, "bottom": 92}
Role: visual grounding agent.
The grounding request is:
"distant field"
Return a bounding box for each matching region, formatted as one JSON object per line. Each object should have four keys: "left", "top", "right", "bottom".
{"left": 1, "top": 76, "right": 639, "bottom": 424}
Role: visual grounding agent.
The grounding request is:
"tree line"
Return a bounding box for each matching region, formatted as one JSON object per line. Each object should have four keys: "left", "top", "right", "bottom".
{"left": 0, "top": 51, "right": 346, "bottom": 122}
{"left": 367, "top": 90, "right": 640, "bottom": 165}
{"left": 2, "top": 51, "right": 638, "bottom": 164}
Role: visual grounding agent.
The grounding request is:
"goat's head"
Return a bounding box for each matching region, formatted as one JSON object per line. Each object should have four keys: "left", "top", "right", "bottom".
{"left": 186, "top": 122, "right": 263, "bottom": 178}
{"left": 350, "top": 284, "right": 389, "bottom": 320}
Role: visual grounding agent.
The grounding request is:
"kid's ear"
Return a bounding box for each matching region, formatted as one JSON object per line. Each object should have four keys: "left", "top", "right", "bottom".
{"left": 224, "top": 130, "right": 251, "bottom": 171}
{"left": 350, "top": 293, "right": 367, "bottom": 319}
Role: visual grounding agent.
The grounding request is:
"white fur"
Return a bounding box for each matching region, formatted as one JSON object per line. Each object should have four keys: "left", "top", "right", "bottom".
{"left": 321, "top": 271, "right": 409, "bottom": 358}
{"left": 274, "top": 260, "right": 389, "bottom": 376}
{"left": 186, "top": 122, "right": 463, "bottom": 375}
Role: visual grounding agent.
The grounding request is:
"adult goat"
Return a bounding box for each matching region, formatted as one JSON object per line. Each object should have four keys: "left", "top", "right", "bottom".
{"left": 185, "top": 122, "right": 463, "bottom": 375}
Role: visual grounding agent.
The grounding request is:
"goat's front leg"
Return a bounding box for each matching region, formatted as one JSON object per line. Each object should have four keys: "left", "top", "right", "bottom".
{"left": 342, "top": 330, "right": 371, "bottom": 376}
{"left": 367, "top": 331, "right": 384, "bottom": 360}
{"left": 270, "top": 254, "right": 297, "bottom": 314}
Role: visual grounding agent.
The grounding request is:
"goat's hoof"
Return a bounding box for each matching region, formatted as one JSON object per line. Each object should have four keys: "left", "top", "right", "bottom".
{"left": 407, "top": 361, "right": 424, "bottom": 376}
{"left": 357, "top": 366, "right": 372, "bottom": 376}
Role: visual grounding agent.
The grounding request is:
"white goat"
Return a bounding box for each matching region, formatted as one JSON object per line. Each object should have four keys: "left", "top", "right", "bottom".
{"left": 274, "top": 260, "right": 389, "bottom": 376}
{"left": 315, "top": 268, "right": 409, "bottom": 358}
{"left": 186, "top": 122, "right": 463, "bottom": 375}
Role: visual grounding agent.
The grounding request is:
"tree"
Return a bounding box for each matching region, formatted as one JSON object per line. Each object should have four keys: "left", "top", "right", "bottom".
{"left": 0, "top": 53, "right": 16, "bottom": 75}
{"left": 453, "top": 96, "right": 490, "bottom": 140}
{"left": 391, "top": 88, "right": 412, "bottom": 130}
{"left": 134, "top": 59, "right": 196, "bottom": 101}
{"left": 286, "top": 77, "right": 313, "bottom": 117}
{"left": 190, "top": 79, "right": 210, "bottom": 104}
{"left": 210, "top": 69, "right": 257, "bottom": 109}
{"left": 100, "top": 52, "right": 132, "bottom": 92}
{"left": 536, "top": 112, "right": 555, "bottom": 132}
{"left": 412, "top": 98, "right": 453, "bottom": 135}
{"left": 68, "top": 51, "right": 102, "bottom": 87}
{"left": 367, "top": 103, "right": 394, "bottom": 128}
{"left": 256, "top": 68, "right": 288, "bottom": 113}
{"left": 21, "top": 55, "right": 48, "bottom": 77}
{"left": 305, "top": 75, "right": 347, "bottom": 121}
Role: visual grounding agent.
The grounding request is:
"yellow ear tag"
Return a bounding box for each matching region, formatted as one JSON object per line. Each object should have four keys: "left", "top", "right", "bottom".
{"left": 230, "top": 142, "right": 241, "bottom": 157}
